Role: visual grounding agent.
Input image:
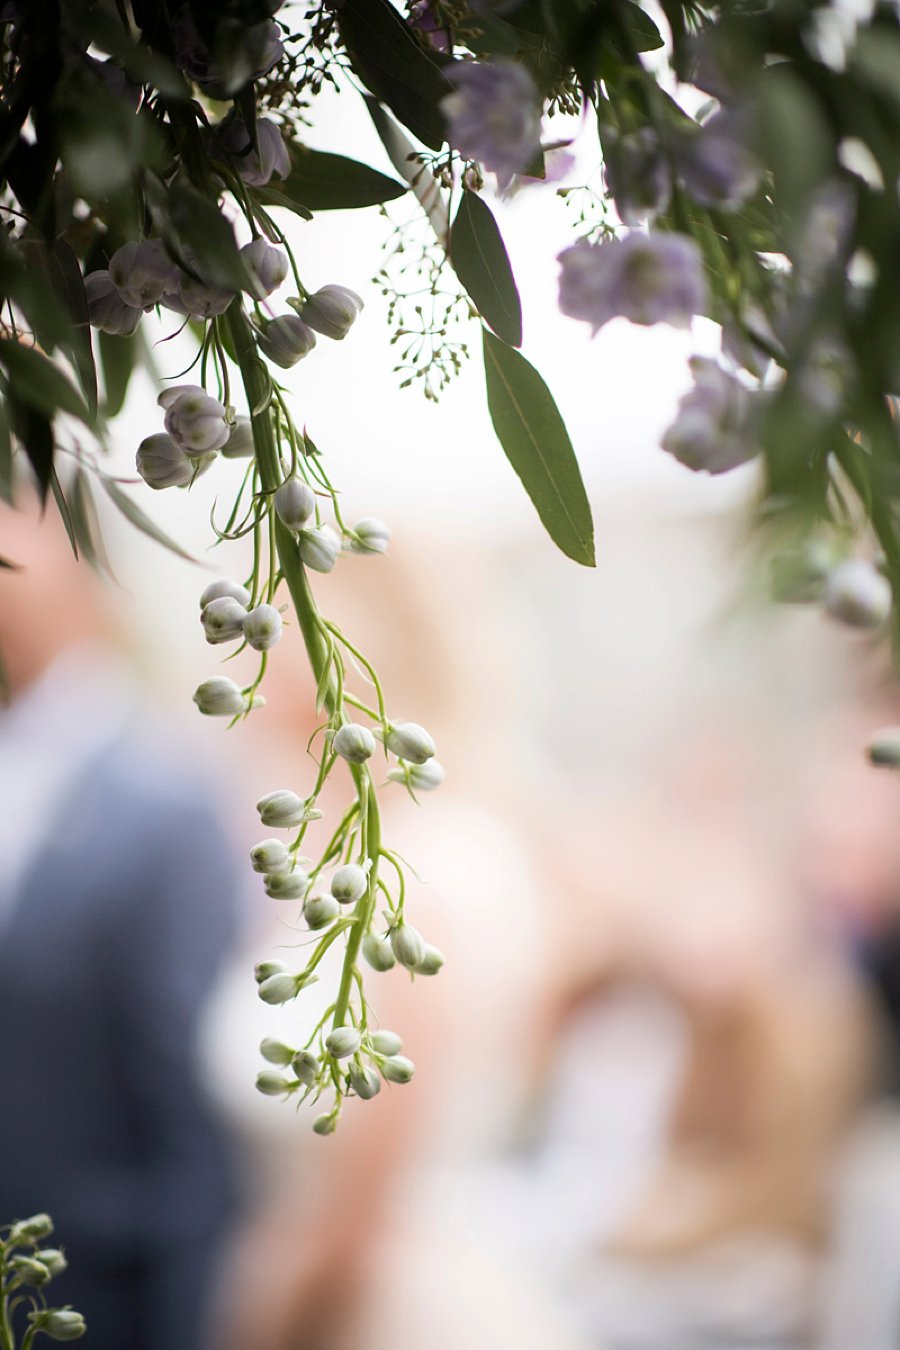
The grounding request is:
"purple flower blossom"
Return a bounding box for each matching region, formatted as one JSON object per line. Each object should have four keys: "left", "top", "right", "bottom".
{"left": 441, "top": 60, "right": 542, "bottom": 190}
{"left": 674, "top": 110, "right": 761, "bottom": 211}
{"left": 409, "top": 2, "right": 450, "bottom": 53}
{"left": 603, "top": 128, "right": 672, "bottom": 225}
{"left": 218, "top": 116, "right": 289, "bottom": 187}
{"left": 661, "top": 356, "right": 759, "bottom": 474}
{"left": 557, "top": 231, "right": 707, "bottom": 333}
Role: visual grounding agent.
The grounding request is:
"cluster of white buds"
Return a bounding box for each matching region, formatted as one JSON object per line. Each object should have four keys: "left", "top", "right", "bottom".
{"left": 240, "top": 237, "right": 289, "bottom": 300}
{"left": 1, "top": 1213, "right": 86, "bottom": 1341}
{"left": 255, "top": 282, "right": 363, "bottom": 369}
{"left": 299, "top": 285, "right": 364, "bottom": 340}
{"left": 198, "top": 577, "right": 284, "bottom": 653}
{"left": 136, "top": 383, "right": 235, "bottom": 491}
{"left": 254, "top": 1021, "right": 417, "bottom": 1113}
{"left": 359, "top": 919, "right": 445, "bottom": 979}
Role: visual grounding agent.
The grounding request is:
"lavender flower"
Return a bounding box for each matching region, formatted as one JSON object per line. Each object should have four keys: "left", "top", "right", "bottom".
{"left": 661, "top": 356, "right": 759, "bottom": 475}
{"left": 441, "top": 60, "right": 542, "bottom": 190}
{"left": 603, "top": 128, "right": 671, "bottom": 224}
{"left": 84, "top": 271, "right": 142, "bottom": 336}
{"left": 219, "top": 116, "right": 289, "bottom": 187}
{"left": 558, "top": 232, "right": 707, "bottom": 333}
{"left": 674, "top": 110, "right": 761, "bottom": 212}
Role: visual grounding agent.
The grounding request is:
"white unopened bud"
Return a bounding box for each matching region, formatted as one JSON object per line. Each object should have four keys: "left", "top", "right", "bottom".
{"left": 390, "top": 923, "right": 426, "bottom": 970}
{"left": 415, "top": 943, "right": 445, "bottom": 976}
{"left": 274, "top": 476, "right": 316, "bottom": 531}
{"left": 298, "top": 524, "right": 341, "bottom": 573}
{"left": 34, "top": 1249, "right": 67, "bottom": 1278}
{"left": 221, "top": 116, "right": 290, "bottom": 186}
{"left": 348, "top": 1063, "right": 381, "bottom": 1099}
{"left": 325, "top": 1026, "right": 362, "bottom": 1058}
{"left": 258, "top": 314, "right": 317, "bottom": 368}
{"left": 387, "top": 758, "right": 445, "bottom": 792}
{"left": 109, "top": 239, "right": 179, "bottom": 308}
{"left": 333, "top": 723, "right": 376, "bottom": 763}
{"left": 241, "top": 237, "right": 289, "bottom": 300}
{"left": 254, "top": 959, "right": 286, "bottom": 983}
{"left": 260, "top": 1037, "right": 296, "bottom": 1066}
{"left": 265, "top": 868, "right": 310, "bottom": 899}
{"left": 257, "top": 790, "right": 307, "bottom": 828}
{"left": 10, "top": 1215, "right": 53, "bottom": 1245}
{"left": 304, "top": 893, "right": 340, "bottom": 930}
{"left": 201, "top": 595, "right": 247, "bottom": 644}
{"left": 29, "top": 1308, "right": 87, "bottom": 1341}
{"left": 362, "top": 932, "right": 396, "bottom": 972}
{"left": 157, "top": 383, "right": 205, "bottom": 410}
{"left": 163, "top": 275, "right": 234, "bottom": 318}
{"left": 192, "top": 676, "right": 246, "bottom": 717}
{"left": 292, "top": 1050, "right": 319, "bottom": 1086}
{"left": 222, "top": 416, "right": 256, "bottom": 459}
{"left": 330, "top": 863, "right": 368, "bottom": 905}
{"left": 824, "top": 559, "right": 891, "bottom": 629}
{"left": 256, "top": 1069, "right": 294, "bottom": 1096}
{"left": 379, "top": 721, "right": 435, "bottom": 765}
{"left": 200, "top": 577, "right": 251, "bottom": 608}
{"left": 250, "top": 839, "right": 292, "bottom": 874}
{"left": 347, "top": 517, "right": 391, "bottom": 555}
{"left": 136, "top": 432, "right": 195, "bottom": 490}
{"left": 866, "top": 728, "right": 900, "bottom": 767}
{"left": 243, "top": 603, "right": 283, "bottom": 651}
{"left": 84, "top": 270, "right": 142, "bottom": 336}
{"left": 165, "top": 389, "right": 229, "bottom": 455}
{"left": 381, "top": 1055, "right": 415, "bottom": 1085}
{"left": 312, "top": 1112, "right": 337, "bottom": 1135}
{"left": 370, "top": 1029, "right": 403, "bottom": 1056}
{"left": 300, "top": 284, "right": 364, "bottom": 340}
{"left": 11, "top": 1255, "right": 51, "bottom": 1285}
{"left": 258, "top": 972, "right": 300, "bottom": 1005}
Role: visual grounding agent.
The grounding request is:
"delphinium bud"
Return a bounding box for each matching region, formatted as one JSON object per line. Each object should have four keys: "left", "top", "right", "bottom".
{"left": 11, "top": 1255, "right": 51, "bottom": 1285}
{"left": 362, "top": 932, "right": 396, "bottom": 972}
{"left": 260, "top": 1037, "right": 296, "bottom": 1066}
{"left": 325, "top": 1026, "right": 362, "bottom": 1059}
{"left": 241, "top": 238, "right": 289, "bottom": 300}
{"left": 256, "top": 1070, "right": 295, "bottom": 1096}
{"left": 661, "top": 357, "right": 759, "bottom": 476}
{"left": 274, "top": 476, "right": 316, "bottom": 531}
{"left": 330, "top": 863, "right": 368, "bottom": 905}
{"left": 333, "top": 723, "right": 376, "bottom": 763}
{"left": 10, "top": 1214, "right": 54, "bottom": 1243}
{"left": 867, "top": 729, "right": 900, "bottom": 768}
{"left": 250, "top": 839, "right": 292, "bottom": 874}
{"left": 415, "top": 943, "right": 445, "bottom": 976}
{"left": 222, "top": 416, "right": 255, "bottom": 459}
{"left": 312, "top": 1112, "right": 337, "bottom": 1135}
{"left": 243, "top": 603, "right": 283, "bottom": 651}
{"left": 258, "top": 972, "right": 301, "bottom": 1005}
{"left": 264, "top": 868, "right": 310, "bottom": 900}
{"left": 164, "top": 274, "right": 235, "bottom": 319}
{"left": 370, "top": 1029, "right": 403, "bottom": 1056}
{"left": 292, "top": 1050, "right": 319, "bottom": 1087}
{"left": 348, "top": 1063, "right": 381, "bottom": 1099}
{"left": 192, "top": 676, "right": 246, "bottom": 717}
{"left": 254, "top": 959, "right": 287, "bottom": 983}
{"left": 164, "top": 388, "right": 230, "bottom": 455}
{"left": 390, "top": 923, "right": 426, "bottom": 970}
{"left": 257, "top": 315, "right": 317, "bottom": 368}
{"left": 673, "top": 109, "right": 761, "bottom": 212}
{"left": 201, "top": 596, "right": 247, "bottom": 645}
{"left": 303, "top": 893, "right": 340, "bottom": 930}
{"left": 220, "top": 116, "right": 290, "bottom": 186}
{"left": 298, "top": 524, "right": 341, "bottom": 573}
{"left": 109, "top": 239, "right": 179, "bottom": 308}
{"left": 84, "top": 271, "right": 142, "bottom": 336}
{"left": 200, "top": 578, "right": 251, "bottom": 608}
{"left": 379, "top": 721, "right": 436, "bottom": 764}
{"left": 257, "top": 789, "right": 308, "bottom": 828}
{"left": 136, "top": 433, "right": 195, "bottom": 490}
{"left": 27, "top": 1308, "right": 87, "bottom": 1341}
{"left": 387, "top": 759, "right": 446, "bottom": 792}
{"left": 558, "top": 232, "right": 707, "bottom": 333}
{"left": 441, "top": 59, "right": 542, "bottom": 190}
{"left": 35, "top": 1249, "right": 67, "bottom": 1278}
{"left": 347, "top": 518, "right": 391, "bottom": 555}
{"left": 381, "top": 1055, "right": 416, "bottom": 1085}
{"left": 824, "top": 560, "right": 891, "bottom": 629}
{"left": 300, "top": 285, "right": 364, "bottom": 340}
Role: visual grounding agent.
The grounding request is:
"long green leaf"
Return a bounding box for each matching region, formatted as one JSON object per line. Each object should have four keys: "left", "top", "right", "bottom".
{"left": 365, "top": 98, "right": 448, "bottom": 242}
{"left": 260, "top": 147, "right": 407, "bottom": 212}
{"left": 0, "top": 341, "right": 90, "bottom": 424}
{"left": 0, "top": 396, "right": 11, "bottom": 505}
{"left": 49, "top": 239, "right": 98, "bottom": 420}
{"left": 98, "top": 329, "right": 137, "bottom": 418}
{"left": 482, "top": 329, "right": 594, "bottom": 566}
{"left": 101, "top": 478, "right": 197, "bottom": 563}
{"left": 451, "top": 192, "right": 522, "bottom": 347}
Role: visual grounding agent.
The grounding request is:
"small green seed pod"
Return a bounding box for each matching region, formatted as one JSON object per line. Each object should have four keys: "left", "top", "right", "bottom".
{"left": 312, "top": 1112, "right": 337, "bottom": 1136}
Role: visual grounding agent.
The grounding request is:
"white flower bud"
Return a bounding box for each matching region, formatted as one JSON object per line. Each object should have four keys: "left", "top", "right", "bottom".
{"left": 192, "top": 676, "right": 246, "bottom": 717}
{"left": 866, "top": 728, "right": 900, "bottom": 767}
{"left": 84, "top": 270, "right": 142, "bottom": 336}
{"left": 34, "top": 1249, "right": 67, "bottom": 1278}
{"left": 254, "top": 959, "right": 286, "bottom": 983}
{"left": 109, "top": 239, "right": 179, "bottom": 308}
{"left": 264, "top": 868, "right": 310, "bottom": 899}
{"left": 29, "top": 1308, "right": 87, "bottom": 1341}
{"left": 221, "top": 116, "right": 290, "bottom": 186}
{"left": 241, "top": 237, "right": 289, "bottom": 299}
{"left": 348, "top": 1063, "right": 381, "bottom": 1099}
{"left": 387, "top": 758, "right": 445, "bottom": 792}
{"left": 201, "top": 595, "right": 247, "bottom": 644}
{"left": 11, "top": 1255, "right": 51, "bottom": 1285}
{"left": 136, "top": 432, "right": 195, "bottom": 490}
{"left": 163, "top": 276, "right": 234, "bottom": 318}
{"left": 258, "top": 314, "right": 316, "bottom": 368}
{"left": 312, "top": 1112, "right": 337, "bottom": 1135}
{"left": 274, "top": 476, "right": 316, "bottom": 531}
{"left": 347, "top": 517, "right": 391, "bottom": 555}
{"left": 258, "top": 972, "right": 300, "bottom": 1005}
{"left": 303, "top": 893, "right": 340, "bottom": 930}
{"left": 362, "top": 932, "right": 396, "bottom": 972}
{"left": 260, "top": 1037, "right": 296, "bottom": 1066}
{"left": 243, "top": 603, "right": 283, "bottom": 651}
{"left": 257, "top": 789, "right": 307, "bottom": 828}
{"left": 370, "top": 1029, "right": 403, "bottom": 1056}
{"left": 292, "top": 1050, "right": 319, "bottom": 1086}
{"left": 255, "top": 1069, "right": 294, "bottom": 1096}
{"left": 325, "top": 1026, "right": 362, "bottom": 1059}
{"left": 298, "top": 524, "right": 341, "bottom": 573}
{"left": 221, "top": 415, "right": 256, "bottom": 459}
{"left": 157, "top": 383, "right": 205, "bottom": 411}
{"left": 381, "top": 1055, "right": 415, "bottom": 1085}
{"left": 333, "top": 723, "right": 376, "bottom": 764}
{"left": 824, "top": 559, "right": 892, "bottom": 629}
{"left": 10, "top": 1214, "right": 54, "bottom": 1243}
{"left": 300, "top": 284, "right": 364, "bottom": 340}
{"left": 415, "top": 943, "right": 445, "bottom": 976}
{"left": 390, "top": 923, "right": 426, "bottom": 970}
{"left": 379, "top": 721, "right": 436, "bottom": 764}
{"left": 330, "top": 862, "right": 368, "bottom": 905}
{"left": 200, "top": 578, "right": 251, "bottom": 608}
{"left": 164, "top": 389, "right": 229, "bottom": 455}
{"left": 250, "top": 838, "right": 292, "bottom": 874}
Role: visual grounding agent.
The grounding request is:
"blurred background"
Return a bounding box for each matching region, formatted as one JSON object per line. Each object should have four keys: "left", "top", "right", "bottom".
{"left": 5, "top": 87, "right": 900, "bottom": 1350}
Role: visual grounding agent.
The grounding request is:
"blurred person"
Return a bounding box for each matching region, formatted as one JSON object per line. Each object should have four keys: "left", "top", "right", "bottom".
{"left": 0, "top": 486, "right": 244, "bottom": 1350}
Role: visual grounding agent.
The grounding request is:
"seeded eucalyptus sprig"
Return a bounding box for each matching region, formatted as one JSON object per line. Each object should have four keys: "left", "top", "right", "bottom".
{"left": 0, "top": 1215, "right": 85, "bottom": 1347}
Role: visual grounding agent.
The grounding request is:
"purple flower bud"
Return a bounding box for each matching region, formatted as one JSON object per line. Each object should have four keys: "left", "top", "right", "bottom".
{"left": 441, "top": 60, "right": 542, "bottom": 190}
{"left": 219, "top": 116, "right": 290, "bottom": 187}
{"left": 164, "top": 389, "right": 229, "bottom": 455}
{"left": 409, "top": 1, "right": 450, "bottom": 51}
{"left": 201, "top": 596, "right": 247, "bottom": 644}
{"left": 84, "top": 270, "right": 142, "bottom": 336}
{"left": 674, "top": 110, "right": 761, "bottom": 211}
{"left": 243, "top": 603, "right": 283, "bottom": 651}
{"left": 661, "top": 357, "right": 759, "bottom": 475}
{"left": 257, "top": 314, "right": 317, "bottom": 368}
{"left": 603, "top": 128, "right": 672, "bottom": 224}
{"left": 558, "top": 232, "right": 707, "bottom": 333}
{"left": 109, "top": 240, "right": 180, "bottom": 309}
{"left": 241, "top": 237, "right": 289, "bottom": 300}
{"left": 136, "top": 432, "right": 195, "bottom": 490}
{"left": 300, "top": 285, "right": 364, "bottom": 340}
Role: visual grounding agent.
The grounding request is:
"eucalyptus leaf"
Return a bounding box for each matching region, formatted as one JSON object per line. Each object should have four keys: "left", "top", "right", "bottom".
{"left": 8, "top": 400, "right": 53, "bottom": 504}
{"left": 98, "top": 329, "right": 137, "bottom": 419}
{"left": 49, "top": 239, "right": 98, "bottom": 420}
{"left": 259, "top": 146, "right": 407, "bottom": 212}
{"left": 450, "top": 192, "right": 523, "bottom": 347}
{"left": 101, "top": 478, "right": 198, "bottom": 563}
{"left": 0, "top": 342, "right": 90, "bottom": 424}
{"left": 482, "top": 329, "right": 594, "bottom": 566}
{"left": 0, "top": 397, "right": 11, "bottom": 505}
{"left": 50, "top": 467, "right": 79, "bottom": 561}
